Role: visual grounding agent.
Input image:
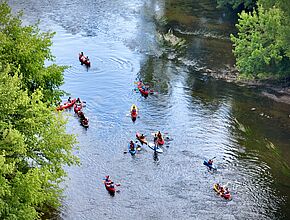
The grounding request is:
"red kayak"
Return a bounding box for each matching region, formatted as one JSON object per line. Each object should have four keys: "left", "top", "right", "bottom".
{"left": 136, "top": 132, "right": 147, "bottom": 145}
{"left": 213, "top": 184, "right": 231, "bottom": 200}
{"left": 56, "top": 98, "right": 76, "bottom": 111}
{"left": 130, "top": 104, "right": 138, "bottom": 121}
{"left": 137, "top": 82, "right": 149, "bottom": 96}
{"left": 74, "top": 103, "right": 82, "bottom": 113}
{"left": 157, "top": 138, "right": 165, "bottom": 145}
{"left": 104, "top": 180, "right": 115, "bottom": 193}
{"left": 81, "top": 118, "right": 89, "bottom": 128}
{"left": 79, "top": 53, "right": 91, "bottom": 67}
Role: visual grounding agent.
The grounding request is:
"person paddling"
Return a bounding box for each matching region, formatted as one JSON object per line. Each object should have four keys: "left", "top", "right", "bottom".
{"left": 208, "top": 159, "right": 213, "bottom": 165}
{"left": 132, "top": 106, "right": 137, "bottom": 113}
{"left": 157, "top": 131, "right": 163, "bottom": 141}
{"left": 76, "top": 97, "right": 81, "bottom": 105}
{"left": 129, "top": 140, "right": 135, "bottom": 151}
{"left": 154, "top": 133, "right": 158, "bottom": 144}
{"left": 105, "top": 175, "right": 111, "bottom": 183}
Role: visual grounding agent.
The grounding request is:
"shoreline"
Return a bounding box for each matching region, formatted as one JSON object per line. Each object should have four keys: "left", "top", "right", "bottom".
{"left": 202, "top": 67, "right": 290, "bottom": 105}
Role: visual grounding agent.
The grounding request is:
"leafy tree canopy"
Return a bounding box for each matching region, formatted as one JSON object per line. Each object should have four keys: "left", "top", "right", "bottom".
{"left": 230, "top": 2, "right": 290, "bottom": 79}
{"left": 0, "top": 66, "right": 78, "bottom": 219}
{"left": 0, "top": 2, "right": 78, "bottom": 219}
{"left": 0, "top": 2, "right": 66, "bottom": 103}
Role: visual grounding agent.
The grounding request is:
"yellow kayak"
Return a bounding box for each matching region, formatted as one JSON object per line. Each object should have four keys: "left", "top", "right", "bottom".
{"left": 213, "top": 184, "right": 219, "bottom": 193}
{"left": 213, "top": 184, "right": 231, "bottom": 200}
{"left": 130, "top": 104, "right": 138, "bottom": 119}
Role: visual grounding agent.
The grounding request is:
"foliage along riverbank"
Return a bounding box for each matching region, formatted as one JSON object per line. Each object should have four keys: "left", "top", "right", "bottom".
{"left": 156, "top": 0, "right": 290, "bottom": 105}
{"left": 0, "top": 2, "right": 78, "bottom": 219}
{"left": 220, "top": 0, "right": 290, "bottom": 104}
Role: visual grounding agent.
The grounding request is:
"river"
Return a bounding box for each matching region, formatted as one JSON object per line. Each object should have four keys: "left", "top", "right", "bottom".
{"left": 9, "top": 0, "right": 290, "bottom": 219}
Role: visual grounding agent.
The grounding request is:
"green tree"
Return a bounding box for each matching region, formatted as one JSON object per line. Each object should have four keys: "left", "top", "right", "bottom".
{"left": 0, "top": 66, "right": 78, "bottom": 219}
{"left": 259, "top": 0, "right": 290, "bottom": 58}
{"left": 230, "top": 4, "right": 289, "bottom": 79}
{"left": 0, "top": 2, "right": 66, "bottom": 103}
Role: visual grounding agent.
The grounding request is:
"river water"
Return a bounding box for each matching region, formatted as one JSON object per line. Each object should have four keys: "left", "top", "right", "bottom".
{"left": 9, "top": 0, "right": 290, "bottom": 219}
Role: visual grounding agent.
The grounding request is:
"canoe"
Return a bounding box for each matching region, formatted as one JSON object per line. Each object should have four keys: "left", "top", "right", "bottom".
{"left": 104, "top": 180, "right": 115, "bottom": 194}
{"left": 128, "top": 143, "right": 136, "bottom": 155}
{"left": 213, "top": 184, "right": 231, "bottom": 200}
{"left": 157, "top": 138, "right": 165, "bottom": 146}
{"left": 81, "top": 118, "right": 89, "bottom": 128}
{"left": 74, "top": 103, "right": 82, "bottom": 113}
{"left": 130, "top": 104, "right": 138, "bottom": 119}
{"left": 147, "top": 142, "right": 163, "bottom": 153}
{"left": 137, "top": 82, "right": 149, "bottom": 96}
{"left": 56, "top": 98, "right": 76, "bottom": 111}
{"left": 136, "top": 132, "right": 147, "bottom": 145}
{"left": 203, "top": 160, "right": 217, "bottom": 170}
{"left": 79, "top": 53, "right": 91, "bottom": 67}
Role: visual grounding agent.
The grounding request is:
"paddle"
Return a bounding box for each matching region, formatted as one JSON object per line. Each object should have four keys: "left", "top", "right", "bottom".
{"left": 149, "top": 90, "right": 158, "bottom": 95}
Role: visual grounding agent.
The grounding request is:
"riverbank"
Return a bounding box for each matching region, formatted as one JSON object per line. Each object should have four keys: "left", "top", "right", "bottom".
{"left": 202, "top": 66, "right": 290, "bottom": 105}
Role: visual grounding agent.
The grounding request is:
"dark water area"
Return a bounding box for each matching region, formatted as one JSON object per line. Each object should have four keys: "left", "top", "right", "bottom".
{"left": 8, "top": 0, "right": 290, "bottom": 219}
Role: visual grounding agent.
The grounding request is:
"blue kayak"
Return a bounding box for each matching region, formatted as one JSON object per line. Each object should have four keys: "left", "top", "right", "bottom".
{"left": 128, "top": 143, "right": 136, "bottom": 155}
{"left": 203, "top": 160, "right": 217, "bottom": 170}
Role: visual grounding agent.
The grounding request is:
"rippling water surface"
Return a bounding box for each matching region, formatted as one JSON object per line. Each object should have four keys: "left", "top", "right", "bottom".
{"left": 9, "top": 0, "right": 290, "bottom": 219}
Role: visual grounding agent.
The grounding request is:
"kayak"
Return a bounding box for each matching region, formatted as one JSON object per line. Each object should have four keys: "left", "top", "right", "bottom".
{"left": 74, "top": 103, "right": 82, "bottom": 113}
{"left": 128, "top": 143, "right": 136, "bottom": 155}
{"left": 213, "top": 184, "right": 231, "bottom": 200}
{"left": 79, "top": 53, "right": 91, "bottom": 67}
{"left": 147, "top": 142, "right": 163, "bottom": 153}
{"left": 137, "top": 82, "right": 149, "bottom": 96}
{"left": 130, "top": 104, "right": 138, "bottom": 120}
{"left": 203, "top": 160, "right": 217, "bottom": 170}
{"left": 81, "top": 118, "right": 89, "bottom": 128}
{"left": 56, "top": 98, "right": 76, "bottom": 111}
{"left": 136, "top": 132, "right": 147, "bottom": 145}
{"left": 104, "top": 180, "right": 115, "bottom": 194}
{"left": 157, "top": 138, "right": 165, "bottom": 146}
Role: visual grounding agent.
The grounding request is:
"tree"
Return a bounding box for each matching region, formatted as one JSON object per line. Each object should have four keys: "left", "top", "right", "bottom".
{"left": 259, "top": 0, "right": 290, "bottom": 58}
{"left": 230, "top": 4, "right": 289, "bottom": 79}
{"left": 0, "top": 2, "right": 66, "bottom": 103}
{"left": 0, "top": 66, "right": 78, "bottom": 219}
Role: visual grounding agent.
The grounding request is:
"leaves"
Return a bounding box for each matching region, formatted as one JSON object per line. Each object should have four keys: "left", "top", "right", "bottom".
{"left": 231, "top": 4, "right": 289, "bottom": 79}
{"left": 0, "top": 2, "right": 66, "bottom": 103}
{"left": 0, "top": 3, "right": 79, "bottom": 219}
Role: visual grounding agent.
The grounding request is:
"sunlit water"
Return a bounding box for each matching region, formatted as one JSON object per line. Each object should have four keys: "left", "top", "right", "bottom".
{"left": 9, "top": 0, "right": 290, "bottom": 219}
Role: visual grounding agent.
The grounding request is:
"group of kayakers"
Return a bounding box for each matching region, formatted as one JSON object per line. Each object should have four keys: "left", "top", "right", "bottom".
{"left": 129, "top": 131, "right": 165, "bottom": 153}
{"left": 204, "top": 158, "right": 232, "bottom": 200}
{"left": 73, "top": 97, "right": 89, "bottom": 128}
{"left": 57, "top": 97, "right": 89, "bottom": 128}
